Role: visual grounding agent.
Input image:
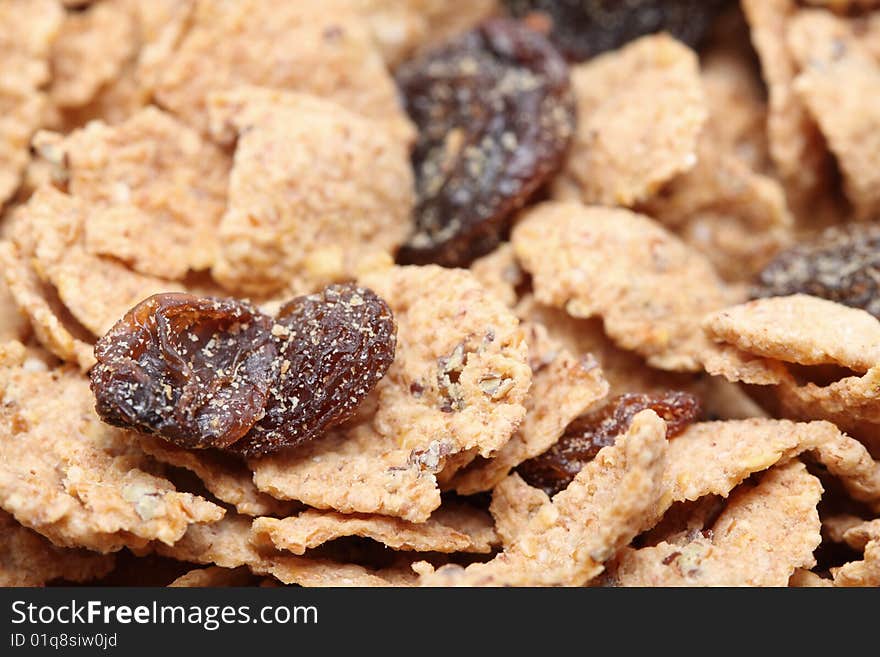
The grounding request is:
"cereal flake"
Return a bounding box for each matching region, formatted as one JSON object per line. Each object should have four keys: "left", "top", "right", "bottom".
{"left": 250, "top": 266, "right": 530, "bottom": 522}
{"left": 0, "top": 363, "right": 224, "bottom": 552}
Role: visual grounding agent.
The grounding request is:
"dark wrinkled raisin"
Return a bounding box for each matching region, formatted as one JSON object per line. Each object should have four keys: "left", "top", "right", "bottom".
{"left": 229, "top": 284, "right": 396, "bottom": 457}
{"left": 395, "top": 19, "right": 575, "bottom": 267}
{"left": 91, "top": 293, "right": 277, "bottom": 449}
{"left": 517, "top": 391, "right": 702, "bottom": 496}
{"left": 753, "top": 224, "right": 880, "bottom": 319}
{"left": 91, "top": 285, "right": 397, "bottom": 457}
{"left": 503, "top": 0, "right": 730, "bottom": 62}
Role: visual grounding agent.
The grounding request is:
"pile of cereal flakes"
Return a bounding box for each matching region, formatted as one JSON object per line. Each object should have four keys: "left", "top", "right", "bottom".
{"left": 2, "top": 0, "right": 880, "bottom": 588}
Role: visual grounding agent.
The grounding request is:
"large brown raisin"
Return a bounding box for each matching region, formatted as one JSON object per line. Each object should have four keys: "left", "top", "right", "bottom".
{"left": 91, "top": 293, "right": 278, "bottom": 449}
{"left": 503, "top": 0, "right": 730, "bottom": 62}
{"left": 395, "top": 18, "right": 575, "bottom": 268}
{"left": 753, "top": 224, "right": 880, "bottom": 319}
{"left": 91, "top": 285, "right": 397, "bottom": 457}
{"left": 517, "top": 391, "right": 701, "bottom": 496}
{"left": 230, "top": 284, "right": 397, "bottom": 457}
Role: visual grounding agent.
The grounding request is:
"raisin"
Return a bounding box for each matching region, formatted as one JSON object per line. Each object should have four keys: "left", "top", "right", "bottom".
{"left": 517, "top": 391, "right": 701, "bottom": 496}
{"left": 395, "top": 18, "right": 575, "bottom": 268}
{"left": 503, "top": 0, "right": 730, "bottom": 62}
{"left": 91, "top": 285, "right": 397, "bottom": 457}
{"left": 230, "top": 284, "right": 397, "bottom": 457}
{"left": 91, "top": 293, "right": 278, "bottom": 449}
{"left": 753, "top": 224, "right": 880, "bottom": 319}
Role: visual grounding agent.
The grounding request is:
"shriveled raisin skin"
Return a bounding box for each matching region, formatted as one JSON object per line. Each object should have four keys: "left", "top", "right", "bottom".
{"left": 517, "top": 391, "right": 701, "bottom": 496}
{"left": 231, "top": 284, "right": 397, "bottom": 458}
{"left": 753, "top": 224, "right": 880, "bottom": 319}
{"left": 503, "top": 0, "right": 730, "bottom": 62}
{"left": 91, "top": 293, "right": 277, "bottom": 450}
{"left": 395, "top": 19, "right": 576, "bottom": 268}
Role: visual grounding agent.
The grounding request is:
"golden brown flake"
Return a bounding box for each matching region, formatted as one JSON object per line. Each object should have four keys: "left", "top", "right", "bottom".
{"left": 827, "top": 514, "right": 880, "bottom": 586}
{"left": 742, "top": 0, "right": 832, "bottom": 210}
{"left": 0, "top": 270, "right": 29, "bottom": 343}
{"left": 152, "top": 0, "right": 413, "bottom": 142}
{"left": 789, "top": 569, "right": 832, "bottom": 587}
{"left": 50, "top": 0, "right": 138, "bottom": 109}
{"left": 0, "top": 241, "right": 96, "bottom": 371}
{"left": 704, "top": 295, "right": 880, "bottom": 449}
{"left": 700, "top": 23, "right": 772, "bottom": 173}
{"left": 138, "top": 438, "right": 297, "bottom": 517}
{"left": 832, "top": 541, "right": 880, "bottom": 586}
{"left": 666, "top": 418, "right": 880, "bottom": 508}
{"left": 34, "top": 106, "right": 230, "bottom": 279}
{"left": 488, "top": 473, "right": 550, "bottom": 549}
{"left": 642, "top": 137, "right": 792, "bottom": 283}
{"left": 823, "top": 513, "right": 865, "bottom": 544}
{"left": 0, "top": 510, "right": 115, "bottom": 586}
{"left": 801, "top": 0, "right": 880, "bottom": 11}
{"left": 0, "top": 363, "right": 224, "bottom": 552}
{"left": 252, "top": 503, "right": 498, "bottom": 555}
{"left": 419, "top": 410, "right": 668, "bottom": 586}
{"left": 208, "top": 88, "right": 413, "bottom": 297}
{"left": 789, "top": 10, "right": 880, "bottom": 220}
{"left": 469, "top": 243, "right": 525, "bottom": 309}
{"left": 250, "top": 266, "right": 530, "bottom": 522}
{"left": 0, "top": 0, "right": 63, "bottom": 204}
{"left": 512, "top": 202, "right": 737, "bottom": 371}
{"left": 636, "top": 495, "right": 725, "bottom": 548}
{"left": 449, "top": 335, "right": 609, "bottom": 494}
{"left": 355, "top": 0, "right": 499, "bottom": 67}
{"left": 157, "top": 515, "right": 417, "bottom": 587}
{"left": 610, "top": 461, "right": 822, "bottom": 586}
{"left": 515, "top": 297, "right": 768, "bottom": 420}
{"left": 13, "top": 187, "right": 181, "bottom": 339}
{"left": 554, "top": 34, "right": 706, "bottom": 207}
{"left": 706, "top": 295, "right": 880, "bottom": 371}
{"left": 838, "top": 519, "right": 880, "bottom": 550}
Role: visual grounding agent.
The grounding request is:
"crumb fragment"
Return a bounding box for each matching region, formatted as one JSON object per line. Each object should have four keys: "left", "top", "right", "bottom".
{"left": 168, "top": 566, "right": 256, "bottom": 588}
